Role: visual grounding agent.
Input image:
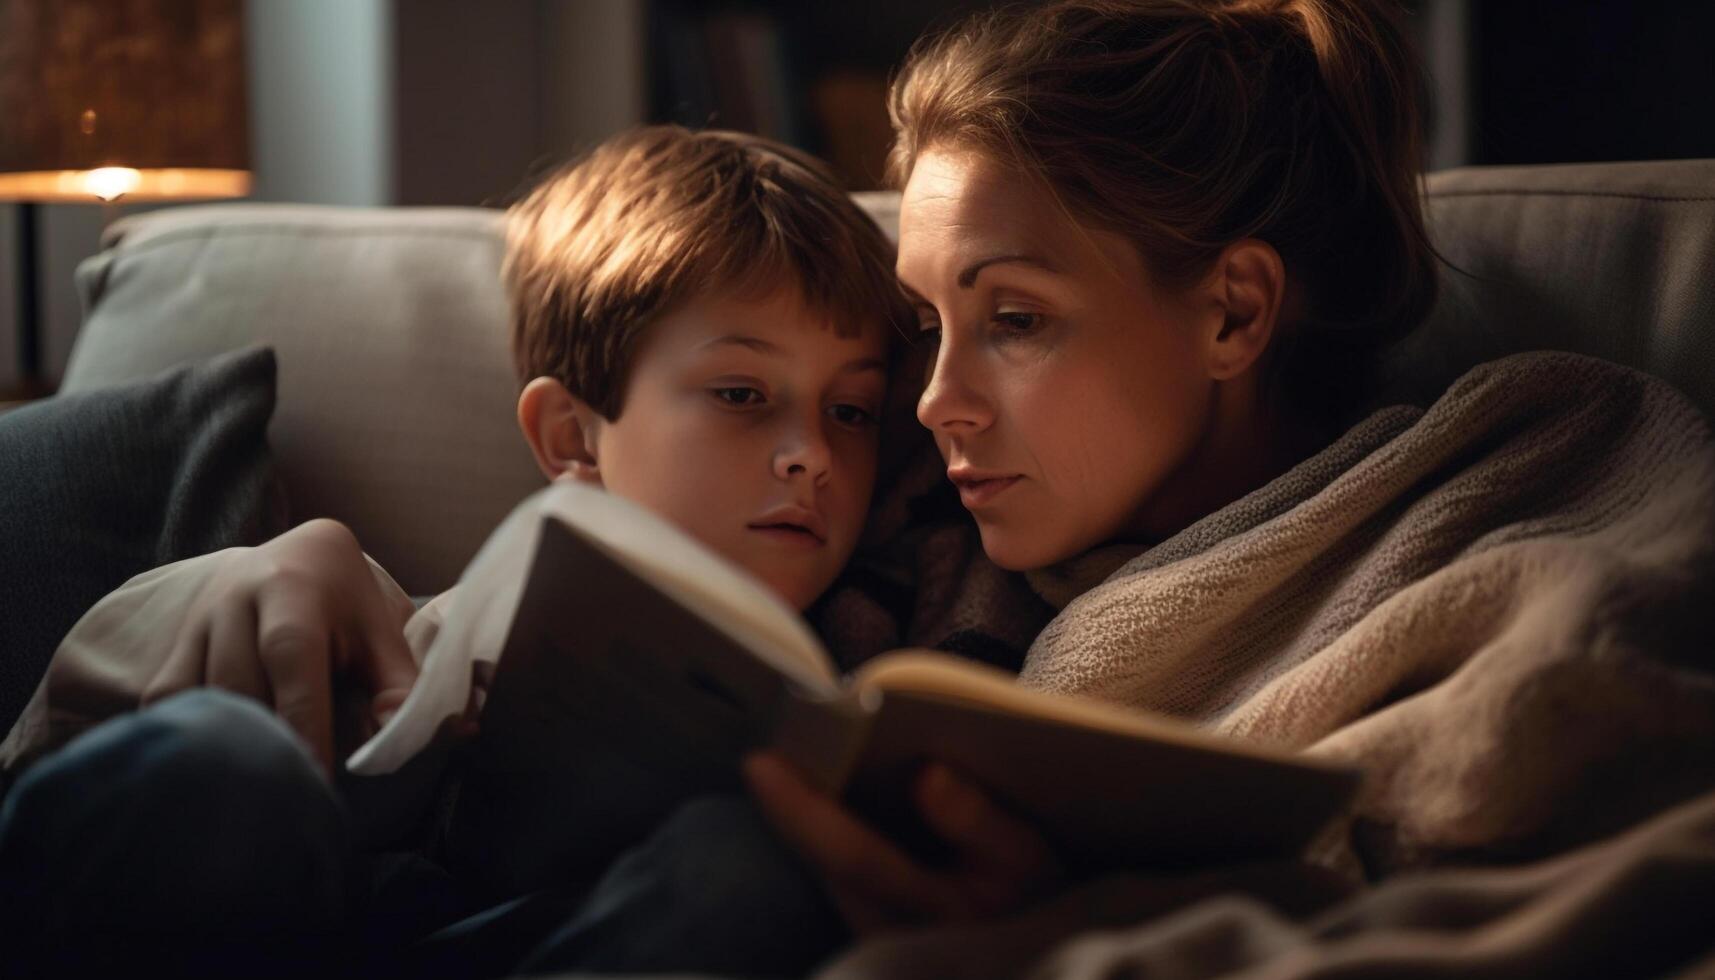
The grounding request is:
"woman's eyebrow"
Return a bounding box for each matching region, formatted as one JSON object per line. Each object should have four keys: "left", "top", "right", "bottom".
{"left": 956, "top": 253, "right": 1059, "bottom": 287}
{"left": 897, "top": 253, "right": 1060, "bottom": 301}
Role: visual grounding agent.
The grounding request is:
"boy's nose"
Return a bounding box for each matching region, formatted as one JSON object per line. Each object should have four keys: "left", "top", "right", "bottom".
{"left": 774, "top": 425, "right": 832, "bottom": 486}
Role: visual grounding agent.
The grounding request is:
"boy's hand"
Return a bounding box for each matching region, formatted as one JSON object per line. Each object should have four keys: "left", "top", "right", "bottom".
{"left": 743, "top": 751, "right": 1063, "bottom": 935}
{"left": 140, "top": 518, "right": 420, "bottom": 773}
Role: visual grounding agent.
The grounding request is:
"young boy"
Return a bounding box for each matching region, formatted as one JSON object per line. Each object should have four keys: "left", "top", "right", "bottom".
{"left": 0, "top": 125, "right": 912, "bottom": 976}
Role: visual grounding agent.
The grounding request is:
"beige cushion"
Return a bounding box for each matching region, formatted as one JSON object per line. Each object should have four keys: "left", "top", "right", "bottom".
{"left": 65, "top": 207, "right": 533, "bottom": 595}
{"left": 62, "top": 163, "right": 1715, "bottom": 593}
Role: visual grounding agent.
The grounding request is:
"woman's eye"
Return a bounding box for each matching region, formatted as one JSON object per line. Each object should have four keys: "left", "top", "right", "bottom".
{"left": 828, "top": 404, "right": 877, "bottom": 427}
{"left": 712, "top": 386, "right": 764, "bottom": 407}
{"left": 992, "top": 311, "right": 1042, "bottom": 333}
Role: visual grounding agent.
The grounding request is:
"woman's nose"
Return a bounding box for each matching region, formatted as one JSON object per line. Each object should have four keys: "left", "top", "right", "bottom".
{"left": 916, "top": 334, "right": 992, "bottom": 435}
{"left": 773, "top": 418, "right": 832, "bottom": 485}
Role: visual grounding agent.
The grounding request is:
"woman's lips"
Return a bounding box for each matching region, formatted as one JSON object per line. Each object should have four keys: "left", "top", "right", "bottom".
{"left": 953, "top": 475, "right": 1022, "bottom": 507}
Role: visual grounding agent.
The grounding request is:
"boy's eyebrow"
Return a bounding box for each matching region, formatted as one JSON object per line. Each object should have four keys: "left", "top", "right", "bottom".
{"left": 701, "top": 335, "right": 887, "bottom": 375}
{"left": 840, "top": 358, "right": 888, "bottom": 376}
{"left": 702, "top": 334, "right": 782, "bottom": 355}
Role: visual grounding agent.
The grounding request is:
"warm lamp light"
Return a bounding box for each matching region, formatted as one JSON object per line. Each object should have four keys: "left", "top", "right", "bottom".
{"left": 0, "top": 0, "right": 250, "bottom": 393}
{"left": 0, "top": 166, "right": 250, "bottom": 204}
{"left": 80, "top": 167, "right": 142, "bottom": 203}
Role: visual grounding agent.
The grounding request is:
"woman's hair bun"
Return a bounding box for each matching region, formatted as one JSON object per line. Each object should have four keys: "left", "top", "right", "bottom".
{"left": 890, "top": 0, "right": 1440, "bottom": 421}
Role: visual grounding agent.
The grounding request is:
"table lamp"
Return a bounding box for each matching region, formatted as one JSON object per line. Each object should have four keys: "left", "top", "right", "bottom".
{"left": 0, "top": 0, "right": 249, "bottom": 398}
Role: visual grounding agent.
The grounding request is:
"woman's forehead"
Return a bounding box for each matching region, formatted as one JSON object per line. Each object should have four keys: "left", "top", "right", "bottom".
{"left": 899, "top": 149, "right": 1044, "bottom": 242}
{"left": 898, "top": 149, "right": 1146, "bottom": 292}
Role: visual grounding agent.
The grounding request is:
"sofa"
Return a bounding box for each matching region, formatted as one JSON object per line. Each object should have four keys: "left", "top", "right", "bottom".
{"left": 50, "top": 159, "right": 1715, "bottom": 600}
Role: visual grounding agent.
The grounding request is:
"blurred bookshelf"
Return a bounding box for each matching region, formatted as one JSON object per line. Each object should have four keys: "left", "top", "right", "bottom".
{"left": 642, "top": 0, "right": 1715, "bottom": 191}
{"left": 646, "top": 0, "right": 991, "bottom": 190}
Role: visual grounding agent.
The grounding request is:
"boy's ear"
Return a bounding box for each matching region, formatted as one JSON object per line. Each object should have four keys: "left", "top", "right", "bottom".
{"left": 516, "top": 376, "right": 604, "bottom": 486}
{"left": 1199, "top": 238, "right": 1286, "bottom": 382}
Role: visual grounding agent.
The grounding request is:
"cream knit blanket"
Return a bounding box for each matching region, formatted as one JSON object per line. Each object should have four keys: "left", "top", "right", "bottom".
{"left": 1018, "top": 351, "right": 1715, "bottom": 876}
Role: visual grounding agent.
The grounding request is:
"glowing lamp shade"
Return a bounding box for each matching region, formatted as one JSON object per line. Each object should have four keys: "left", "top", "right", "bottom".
{"left": 0, "top": 0, "right": 250, "bottom": 204}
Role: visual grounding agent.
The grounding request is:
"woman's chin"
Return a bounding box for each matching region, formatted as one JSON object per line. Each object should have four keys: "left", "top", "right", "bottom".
{"left": 975, "top": 522, "right": 1063, "bottom": 573}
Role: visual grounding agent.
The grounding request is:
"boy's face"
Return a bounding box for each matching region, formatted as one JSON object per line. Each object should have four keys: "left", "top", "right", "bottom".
{"left": 586, "top": 289, "right": 890, "bottom": 610}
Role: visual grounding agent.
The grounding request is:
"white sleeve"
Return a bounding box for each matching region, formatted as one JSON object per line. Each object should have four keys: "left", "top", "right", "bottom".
{"left": 2, "top": 550, "right": 230, "bottom": 774}
{"left": 1, "top": 547, "right": 437, "bottom": 777}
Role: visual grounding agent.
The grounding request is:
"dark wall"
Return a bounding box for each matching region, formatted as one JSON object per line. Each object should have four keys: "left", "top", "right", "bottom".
{"left": 1470, "top": 1, "right": 1715, "bottom": 165}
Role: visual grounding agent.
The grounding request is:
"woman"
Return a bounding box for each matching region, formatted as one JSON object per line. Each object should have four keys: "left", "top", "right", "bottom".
{"left": 746, "top": 0, "right": 1715, "bottom": 952}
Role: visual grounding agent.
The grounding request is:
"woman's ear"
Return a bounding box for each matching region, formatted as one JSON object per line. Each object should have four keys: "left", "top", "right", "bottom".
{"left": 1201, "top": 238, "right": 1286, "bottom": 381}
{"left": 516, "top": 376, "right": 604, "bottom": 485}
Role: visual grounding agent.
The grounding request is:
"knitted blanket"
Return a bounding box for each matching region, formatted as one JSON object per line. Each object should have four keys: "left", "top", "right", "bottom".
{"left": 809, "top": 350, "right": 1715, "bottom": 979}
{"left": 1018, "top": 351, "right": 1715, "bottom": 876}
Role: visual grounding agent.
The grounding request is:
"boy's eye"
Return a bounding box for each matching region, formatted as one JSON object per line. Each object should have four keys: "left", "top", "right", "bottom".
{"left": 828, "top": 404, "right": 877, "bottom": 427}
{"left": 712, "top": 386, "right": 764, "bottom": 407}
{"left": 914, "top": 305, "right": 942, "bottom": 340}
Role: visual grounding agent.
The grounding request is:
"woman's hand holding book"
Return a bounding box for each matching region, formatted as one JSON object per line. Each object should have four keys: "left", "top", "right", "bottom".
{"left": 744, "top": 750, "right": 1064, "bottom": 932}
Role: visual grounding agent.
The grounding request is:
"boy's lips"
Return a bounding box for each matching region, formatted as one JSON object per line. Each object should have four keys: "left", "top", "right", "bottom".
{"left": 748, "top": 506, "right": 827, "bottom": 544}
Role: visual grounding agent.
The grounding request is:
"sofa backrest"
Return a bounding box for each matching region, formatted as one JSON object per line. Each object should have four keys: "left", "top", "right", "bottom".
{"left": 1385, "top": 159, "right": 1715, "bottom": 412}
{"left": 61, "top": 161, "right": 1715, "bottom": 594}
{"left": 66, "top": 206, "right": 531, "bottom": 595}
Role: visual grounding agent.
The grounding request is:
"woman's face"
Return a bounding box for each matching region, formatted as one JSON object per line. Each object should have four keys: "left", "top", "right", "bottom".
{"left": 897, "top": 148, "right": 1226, "bottom": 570}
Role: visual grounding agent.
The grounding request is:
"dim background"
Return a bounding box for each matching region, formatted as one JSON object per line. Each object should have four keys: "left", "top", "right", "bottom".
{"left": 2, "top": 0, "right": 1711, "bottom": 392}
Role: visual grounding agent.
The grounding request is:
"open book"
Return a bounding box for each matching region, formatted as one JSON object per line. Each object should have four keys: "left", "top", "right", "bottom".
{"left": 353, "top": 482, "right": 1361, "bottom": 895}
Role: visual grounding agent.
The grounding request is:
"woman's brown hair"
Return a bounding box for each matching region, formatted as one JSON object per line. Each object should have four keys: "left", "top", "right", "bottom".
{"left": 888, "top": 0, "right": 1439, "bottom": 419}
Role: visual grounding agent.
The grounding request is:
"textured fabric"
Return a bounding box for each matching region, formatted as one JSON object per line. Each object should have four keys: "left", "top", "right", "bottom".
{"left": 816, "top": 785, "right": 1715, "bottom": 980}
{"left": 1381, "top": 159, "right": 1715, "bottom": 418}
{"left": 0, "top": 544, "right": 428, "bottom": 782}
{"left": 0, "top": 346, "right": 284, "bottom": 742}
{"left": 63, "top": 207, "right": 541, "bottom": 596}
{"left": 0, "top": 689, "right": 353, "bottom": 977}
{"left": 398, "top": 796, "right": 846, "bottom": 979}
{"left": 1036, "top": 788, "right": 1715, "bottom": 980}
{"left": 1018, "top": 352, "right": 1715, "bottom": 877}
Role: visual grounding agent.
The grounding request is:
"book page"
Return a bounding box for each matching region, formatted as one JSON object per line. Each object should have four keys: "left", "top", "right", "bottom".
{"left": 348, "top": 480, "right": 835, "bottom": 778}
{"left": 551, "top": 480, "right": 838, "bottom": 689}
{"left": 448, "top": 513, "right": 851, "bottom": 894}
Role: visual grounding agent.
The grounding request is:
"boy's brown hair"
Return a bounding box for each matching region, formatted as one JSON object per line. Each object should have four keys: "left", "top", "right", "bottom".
{"left": 504, "top": 125, "right": 910, "bottom": 419}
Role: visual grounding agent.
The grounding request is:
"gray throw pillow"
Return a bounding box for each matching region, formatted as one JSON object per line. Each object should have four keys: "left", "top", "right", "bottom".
{"left": 0, "top": 346, "right": 286, "bottom": 735}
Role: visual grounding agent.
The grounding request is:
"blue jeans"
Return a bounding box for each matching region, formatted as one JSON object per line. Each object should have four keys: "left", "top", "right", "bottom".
{"left": 0, "top": 689, "right": 846, "bottom": 977}
{"left": 0, "top": 689, "right": 353, "bottom": 975}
